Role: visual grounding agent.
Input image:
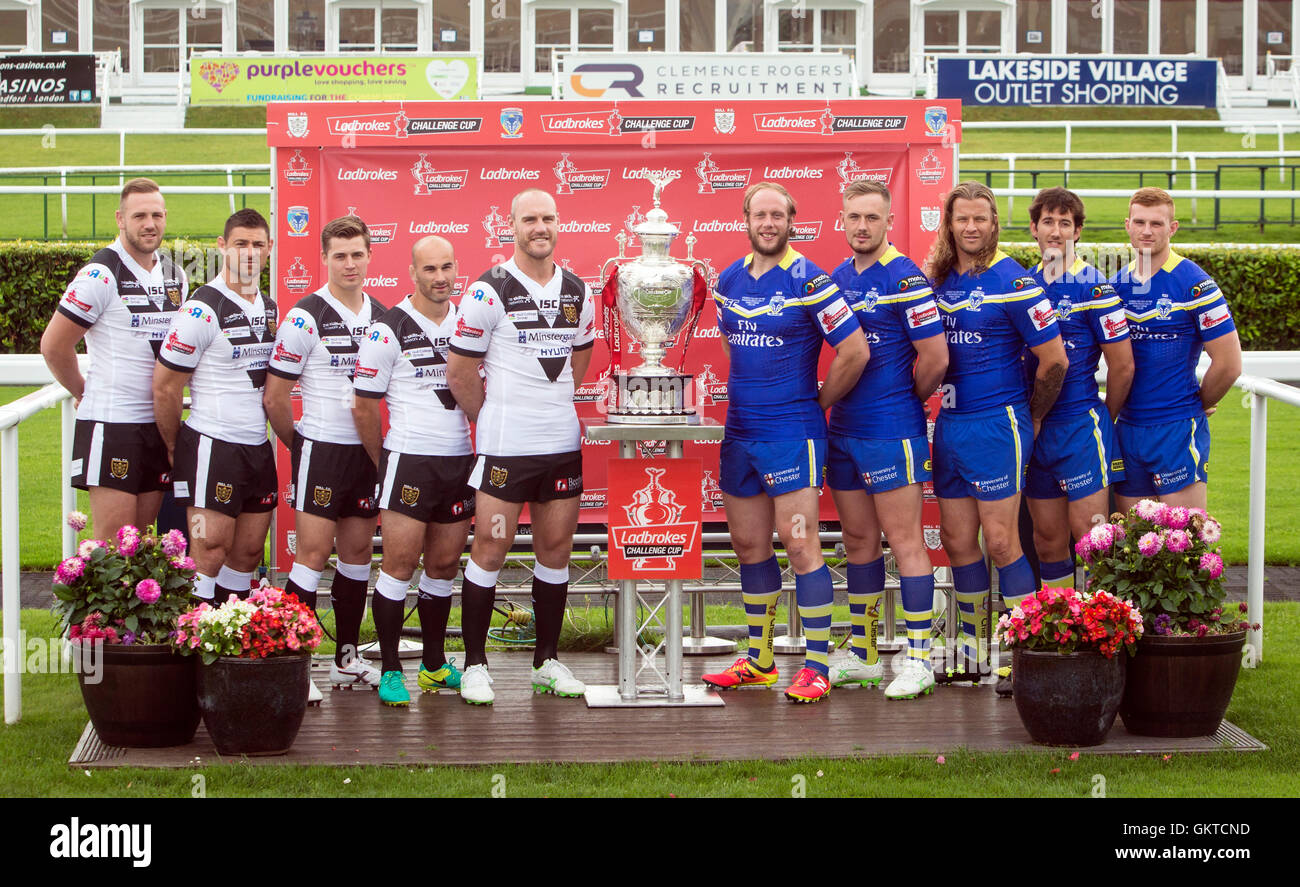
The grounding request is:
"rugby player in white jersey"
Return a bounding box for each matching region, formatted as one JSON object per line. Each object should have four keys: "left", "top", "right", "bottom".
{"left": 153, "top": 209, "right": 277, "bottom": 603}
{"left": 265, "top": 216, "right": 386, "bottom": 691}
{"left": 352, "top": 236, "right": 473, "bottom": 706}
{"left": 446, "top": 189, "right": 596, "bottom": 705}
{"left": 41, "top": 178, "right": 187, "bottom": 539}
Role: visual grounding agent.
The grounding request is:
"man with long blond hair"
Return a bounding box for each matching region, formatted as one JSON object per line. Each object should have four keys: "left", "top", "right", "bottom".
{"left": 928, "top": 181, "right": 1068, "bottom": 694}
{"left": 1110, "top": 187, "right": 1241, "bottom": 514}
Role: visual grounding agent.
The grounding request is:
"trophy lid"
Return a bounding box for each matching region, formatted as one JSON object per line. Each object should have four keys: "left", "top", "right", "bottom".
{"left": 635, "top": 173, "right": 681, "bottom": 238}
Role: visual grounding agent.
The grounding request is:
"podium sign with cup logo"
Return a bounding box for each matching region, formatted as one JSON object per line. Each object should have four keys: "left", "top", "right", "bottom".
{"left": 608, "top": 459, "right": 703, "bottom": 580}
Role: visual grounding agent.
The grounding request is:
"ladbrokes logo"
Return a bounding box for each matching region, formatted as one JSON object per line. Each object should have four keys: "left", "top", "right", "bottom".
{"left": 695, "top": 152, "right": 751, "bottom": 194}
{"left": 283, "top": 257, "right": 312, "bottom": 293}
{"left": 789, "top": 221, "right": 823, "bottom": 241}
{"left": 326, "top": 112, "right": 403, "bottom": 137}
{"left": 754, "top": 109, "right": 906, "bottom": 136}
{"left": 410, "top": 154, "right": 468, "bottom": 195}
{"left": 481, "top": 206, "right": 514, "bottom": 248}
{"left": 836, "top": 152, "right": 892, "bottom": 192}
{"left": 336, "top": 167, "right": 399, "bottom": 182}
{"left": 541, "top": 108, "right": 694, "bottom": 137}
{"left": 611, "top": 467, "right": 697, "bottom": 571}
{"left": 366, "top": 223, "right": 397, "bottom": 244}
{"left": 283, "top": 150, "right": 312, "bottom": 186}
{"left": 553, "top": 153, "right": 611, "bottom": 194}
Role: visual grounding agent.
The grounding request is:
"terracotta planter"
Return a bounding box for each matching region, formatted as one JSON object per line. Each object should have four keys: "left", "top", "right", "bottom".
{"left": 197, "top": 653, "right": 311, "bottom": 756}
{"left": 1012, "top": 647, "right": 1127, "bottom": 747}
{"left": 1120, "top": 630, "right": 1246, "bottom": 737}
{"left": 74, "top": 643, "right": 200, "bottom": 748}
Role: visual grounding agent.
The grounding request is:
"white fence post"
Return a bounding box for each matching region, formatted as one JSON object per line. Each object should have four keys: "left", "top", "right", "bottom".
{"left": 2, "top": 423, "right": 20, "bottom": 725}
{"left": 1247, "top": 392, "right": 1267, "bottom": 666}
{"left": 61, "top": 398, "right": 75, "bottom": 561}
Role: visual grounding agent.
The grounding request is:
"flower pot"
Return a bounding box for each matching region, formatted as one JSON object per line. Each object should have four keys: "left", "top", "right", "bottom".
{"left": 1120, "top": 630, "right": 1246, "bottom": 737}
{"left": 74, "top": 643, "right": 200, "bottom": 748}
{"left": 197, "top": 653, "right": 311, "bottom": 756}
{"left": 1012, "top": 648, "right": 1127, "bottom": 747}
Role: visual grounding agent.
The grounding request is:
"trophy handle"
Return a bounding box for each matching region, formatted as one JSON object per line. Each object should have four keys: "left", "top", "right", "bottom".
{"left": 599, "top": 231, "right": 628, "bottom": 287}
{"left": 684, "top": 233, "right": 709, "bottom": 282}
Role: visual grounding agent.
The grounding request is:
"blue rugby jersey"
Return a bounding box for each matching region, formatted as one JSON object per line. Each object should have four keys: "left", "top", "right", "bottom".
{"left": 1026, "top": 256, "right": 1130, "bottom": 423}
{"left": 714, "top": 246, "right": 859, "bottom": 441}
{"left": 828, "top": 245, "right": 942, "bottom": 439}
{"left": 1111, "top": 252, "right": 1235, "bottom": 425}
{"left": 935, "top": 251, "right": 1058, "bottom": 415}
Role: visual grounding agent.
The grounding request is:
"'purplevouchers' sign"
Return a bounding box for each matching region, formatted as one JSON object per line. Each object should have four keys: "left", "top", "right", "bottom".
{"left": 189, "top": 54, "right": 479, "bottom": 105}
{"left": 937, "top": 56, "right": 1218, "bottom": 107}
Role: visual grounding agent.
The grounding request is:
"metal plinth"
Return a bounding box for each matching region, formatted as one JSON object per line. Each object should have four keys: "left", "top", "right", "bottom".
{"left": 773, "top": 636, "right": 806, "bottom": 654}
{"left": 683, "top": 636, "right": 736, "bottom": 655}
{"left": 358, "top": 638, "right": 423, "bottom": 660}
{"left": 584, "top": 683, "right": 724, "bottom": 707}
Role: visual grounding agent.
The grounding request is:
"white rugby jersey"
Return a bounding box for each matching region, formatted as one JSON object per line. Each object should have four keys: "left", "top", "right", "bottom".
{"left": 55, "top": 239, "right": 188, "bottom": 424}
{"left": 157, "top": 276, "right": 276, "bottom": 446}
{"left": 267, "top": 285, "right": 384, "bottom": 445}
{"left": 448, "top": 259, "right": 595, "bottom": 456}
{"left": 354, "top": 297, "right": 471, "bottom": 456}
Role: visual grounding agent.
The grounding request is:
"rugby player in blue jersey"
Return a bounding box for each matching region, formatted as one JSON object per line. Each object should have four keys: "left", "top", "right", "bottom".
{"left": 1025, "top": 188, "right": 1134, "bottom": 590}
{"left": 1111, "top": 187, "right": 1242, "bottom": 514}
{"left": 823, "top": 181, "right": 949, "bottom": 700}
{"left": 700, "top": 182, "right": 869, "bottom": 703}
{"left": 928, "top": 181, "right": 1068, "bottom": 693}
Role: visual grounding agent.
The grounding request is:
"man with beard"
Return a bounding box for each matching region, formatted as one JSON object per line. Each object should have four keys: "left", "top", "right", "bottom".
{"left": 41, "top": 178, "right": 188, "bottom": 539}
{"left": 927, "top": 181, "right": 1067, "bottom": 694}
{"left": 824, "top": 180, "right": 949, "bottom": 700}
{"left": 447, "top": 189, "right": 596, "bottom": 705}
{"left": 352, "top": 236, "right": 473, "bottom": 706}
{"left": 700, "top": 182, "right": 869, "bottom": 704}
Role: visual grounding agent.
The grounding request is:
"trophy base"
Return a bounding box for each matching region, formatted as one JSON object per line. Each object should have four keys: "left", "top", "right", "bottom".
{"left": 607, "top": 372, "right": 697, "bottom": 425}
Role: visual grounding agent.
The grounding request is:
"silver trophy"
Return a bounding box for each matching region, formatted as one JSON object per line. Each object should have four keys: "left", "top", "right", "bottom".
{"left": 601, "top": 174, "right": 707, "bottom": 424}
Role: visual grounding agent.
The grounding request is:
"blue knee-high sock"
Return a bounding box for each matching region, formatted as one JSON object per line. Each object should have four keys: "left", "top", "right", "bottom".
{"left": 900, "top": 574, "right": 935, "bottom": 669}
{"left": 952, "top": 559, "right": 990, "bottom": 668}
{"left": 1040, "top": 557, "right": 1075, "bottom": 589}
{"left": 795, "top": 565, "right": 834, "bottom": 676}
{"left": 741, "top": 555, "right": 782, "bottom": 671}
{"left": 846, "top": 558, "right": 885, "bottom": 665}
{"left": 997, "top": 555, "right": 1037, "bottom": 612}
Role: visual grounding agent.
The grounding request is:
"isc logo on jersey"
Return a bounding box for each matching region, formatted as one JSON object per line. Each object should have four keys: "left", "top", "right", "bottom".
{"left": 1027, "top": 299, "right": 1057, "bottom": 331}
{"left": 905, "top": 301, "right": 940, "bottom": 329}
{"left": 1198, "top": 304, "right": 1231, "bottom": 330}
{"left": 817, "top": 300, "right": 852, "bottom": 334}
{"left": 1101, "top": 309, "right": 1129, "bottom": 340}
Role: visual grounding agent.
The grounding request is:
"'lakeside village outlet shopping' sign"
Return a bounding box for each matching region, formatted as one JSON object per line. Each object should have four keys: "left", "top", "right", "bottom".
{"left": 937, "top": 56, "right": 1218, "bottom": 107}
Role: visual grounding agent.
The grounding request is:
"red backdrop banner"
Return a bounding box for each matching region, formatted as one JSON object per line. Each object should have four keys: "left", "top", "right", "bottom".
{"left": 268, "top": 100, "right": 961, "bottom": 571}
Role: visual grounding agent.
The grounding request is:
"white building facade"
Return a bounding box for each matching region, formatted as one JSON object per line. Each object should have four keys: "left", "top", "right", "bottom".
{"left": 0, "top": 0, "right": 1294, "bottom": 92}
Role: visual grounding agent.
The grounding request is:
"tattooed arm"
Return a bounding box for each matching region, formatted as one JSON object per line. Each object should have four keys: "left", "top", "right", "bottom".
{"left": 1028, "top": 337, "right": 1069, "bottom": 435}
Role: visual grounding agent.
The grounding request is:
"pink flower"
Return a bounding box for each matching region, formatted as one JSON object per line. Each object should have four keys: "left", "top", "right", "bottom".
{"left": 66, "top": 511, "right": 88, "bottom": 531}
{"left": 55, "top": 556, "right": 85, "bottom": 584}
{"left": 1200, "top": 519, "right": 1222, "bottom": 546}
{"left": 1138, "top": 532, "right": 1162, "bottom": 557}
{"left": 135, "top": 578, "right": 161, "bottom": 604}
{"left": 77, "top": 539, "right": 103, "bottom": 558}
{"left": 1074, "top": 536, "right": 1092, "bottom": 561}
{"left": 1135, "top": 499, "right": 1163, "bottom": 521}
{"left": 117, "top": 526, "right": 141, "bottom": 557}
{"left": 1166, "top": 529, "right": 1191, "bottom": 554}
{"left": 1088, "top": 523, "right": 1115, "bottom": 551}
{"left": 171, "top": 555, "right": 196, "bottom": 572}
{"left": 1164, "top": 506, "right": 1190, "bottom": 530}
{"left": 1199, "top": 551, "right": 1225, "bottom": 580}
{"left": 161, "top": 529, "right": 187, "bottom": 557}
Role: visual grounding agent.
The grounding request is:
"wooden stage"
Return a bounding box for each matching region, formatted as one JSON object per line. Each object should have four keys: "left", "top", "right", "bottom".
{"left": 70, "top": 650, "right": 1266, "bottom": 767}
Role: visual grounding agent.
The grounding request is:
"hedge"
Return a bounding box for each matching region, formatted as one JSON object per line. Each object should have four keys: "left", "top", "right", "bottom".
{"left": 0, "top": 241, "right": 1296, "bottom": 353}
{"left": 0, "top": 240, "right": 269, "bottom": 353}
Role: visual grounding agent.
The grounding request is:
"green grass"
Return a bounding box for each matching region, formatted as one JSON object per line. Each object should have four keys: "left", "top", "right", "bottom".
{"left": 4, "top": 385, "right": 1298, "bottom": 568}
{"left": 0, "top": 106, "right": 102, "bottom": 129}
{"left": 3, "top": 606, "right": 1297, "bottom": 797}
{"left": 184, "top": 107, "right": 268, "bottom": 129}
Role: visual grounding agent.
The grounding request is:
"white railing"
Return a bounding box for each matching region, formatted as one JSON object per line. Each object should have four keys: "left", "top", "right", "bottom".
{"left": 0, "top": 383, "right": 75, "bottom": 726}
{"left": 96, "top": 49, "right": 122, "bottom": 111}
{"left": 1217, "top": 59, "right": 1232, "bottom": 110}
